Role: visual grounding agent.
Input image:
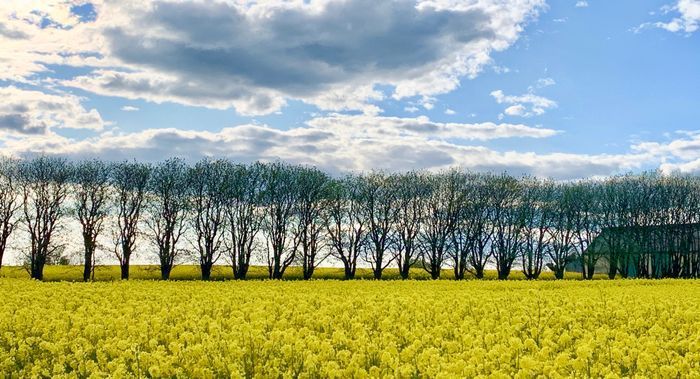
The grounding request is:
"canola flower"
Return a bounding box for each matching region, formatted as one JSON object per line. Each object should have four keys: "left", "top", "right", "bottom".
{"left": 1, "top": 279, "right": 700, "bottom": 378}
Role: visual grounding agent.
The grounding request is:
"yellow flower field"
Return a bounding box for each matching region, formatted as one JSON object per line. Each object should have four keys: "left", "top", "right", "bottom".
{"left": 1, "top": 279, "right": 699, "bottom": 378}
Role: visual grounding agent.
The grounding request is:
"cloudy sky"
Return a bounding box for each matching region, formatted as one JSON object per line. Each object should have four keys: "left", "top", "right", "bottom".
{"left": 1, "top": 0, "right": 699, "bottom": 179}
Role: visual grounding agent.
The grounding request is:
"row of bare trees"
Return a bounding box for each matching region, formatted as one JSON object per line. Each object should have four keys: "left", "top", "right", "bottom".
{"left": 2, "top": 156, "right": 700, "bottom": 281}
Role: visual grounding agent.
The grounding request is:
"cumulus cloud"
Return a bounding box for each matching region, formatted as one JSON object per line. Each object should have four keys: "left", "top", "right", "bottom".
{"left": 575, "top": 1, "right": 589, "bottom": 8}
{"left": 26, "top": 0, "right": 545, "bottom": 115}
{"left": 491, "top": 89, "right": 557, "bottom": 118}
{"left": 636, "top": 0, "right": 700, "bottom": 34}
{"left": 0, "top": 86, "right": 105, "bottom": 135}
{"left": 0, "top": 114, "right": 653, "bottom": 180}
{"left": 0, "top": 1, "right": 107, "bottom": 82}
{"left": 633, "top": 131, "right": 700, "bottom": 173}
{"left": 305, "top": 115, "right": 560, "bottom": 141}
{"left": 120, "top": 105, "right": 139, "bottom": 112}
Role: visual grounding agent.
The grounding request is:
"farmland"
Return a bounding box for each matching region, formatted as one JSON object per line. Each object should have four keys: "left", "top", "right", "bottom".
{"left": 1, "top": 279, "right": 699, "bottom": 378}
{"left": 0, "top": 265, "right": 595, "bottom": 282}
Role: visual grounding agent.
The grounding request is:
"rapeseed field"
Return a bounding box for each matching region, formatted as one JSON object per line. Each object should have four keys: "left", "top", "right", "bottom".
{"left": 1, "top": 279, "right": 699, "bottom": 377}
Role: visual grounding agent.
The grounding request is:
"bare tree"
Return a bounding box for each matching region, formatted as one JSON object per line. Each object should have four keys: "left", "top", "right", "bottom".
{"left": 393, "top": 171, "right": 426, "bottom": 279}
{"left": 420, "top": 171, "right": 461, "bottom": 280}
{"left": 292, "top": 166, "right": 331, "bottom": 280}
{"left": 112, "top": 161, "right": 151, "bottom": 280}
{"left": 570, "top": 181, "right": 602, "bottom": 280}
{"left": 0, "top": 158, "right": 21, "bottom": 270}
{"left": 224, "top": 162, "right": 265, "bottom": 280}
{"left": 262, "top": 162, "right": 300, "bottom": 279}
{"left": 359, "top": 172, "right": 398, "bottom": 280}
{"left": 324, "top": 176, "right": 366, "bottom": 280}
{"left": 661, "top": 174, "right": 699, "bottom": 278}
{"left": 19, "top": 156, "right": 73, "bottom": 280}
{"left": 74, "top": 160, "right": 111, "bottom": 281}
{"left": 188, "top": 159, "right": 228, "bottom": 280}
{"left": 146, "top": 158, "right": 189, "bottom": 280}
{"left": 547, "top": 184, "right": 578, "bottom": 279}
{"left": 452, "top": 173, "right": 494, "bottom": 279}
{"left": 490, "top": 174, "right": 524, "bottom": 280}
{"left": 519, "top": 179, "right": 555, "bottom": 280}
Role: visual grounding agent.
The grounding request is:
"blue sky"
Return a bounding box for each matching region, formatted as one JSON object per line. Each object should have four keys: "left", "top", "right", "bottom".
{"left": 1, "top": 0, "right": 699, "bottom": 178}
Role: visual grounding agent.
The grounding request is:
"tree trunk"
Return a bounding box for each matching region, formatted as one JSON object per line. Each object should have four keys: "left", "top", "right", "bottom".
{"left": 31, "top": 258, "right": 45, "bottom": 280}
{"left": 497, "top": 266, "right": 510, "bottom": 280}
{"left": 82, "top": 258, "right": 91, "bottom": 282}
{"left": 372, "top": 265, "right": 382, "bottom": 280}
{"left": 474, "top": 266, "right": 484, "bottom": 279}
{"left": 201, "top": 263, "right": 213, "bottom": 281}
{"left": 399, "top": 262, "right": 410, "bottom": 280}
{"left": 234, "top": 263, "right": 249, "bottom": 280}
{"left": 343, "top": 265, "right": 355, "bottom": 280}
{"left": 120, "top": 261, "right": 130, "bottom": 280}
{"left": 303, "top": 266, "right": 314, "bottom": 280}
{"left": 607, "top": 258, "right": 617, "bottom": 279}
{"left": 160, "top": 264, "right": 172, "bottom": 280}
{"left": 554, "top": 267, "right": 565, "bottom": 280}
{"left": 82, "top": 243, "right": 93, "bottom": 282}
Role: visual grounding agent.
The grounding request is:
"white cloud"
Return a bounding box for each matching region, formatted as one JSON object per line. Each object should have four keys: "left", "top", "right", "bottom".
{"left": 121, "top": 105, "right": 139, "bottom": 112}
{"left": 7, "top": 114, "right": 652, "bottom": 180}
{"left": 575, "top": 1, "right": 589, "bottom": 8}
{"left": 636, "top": 0, "right": 700, "bottom": 34}
{"left": 445, "top": 109, "right": 457, "bottom": 115}
{"left": 633, "top": 131, "right": 700, "bottom": 173}
{"left": 305, "top": 114, "right": 560, "bottom": 141}
{"left": 0, "top": 0, "right": 545, "bottom": 116}
{"left": 0, "top": 86, "right": 105, "bottom": 135}
{"left": 534, "top": 77, "right": 556, "bottom": 88}
{"left": 0, "top": 1, "right": 107, "bottom": 82}
{"left": 504, "top": 104, "right": 528, "bottom": 117}
{"left": 404, "top": 106, "right": 420, "bottom": 113}
{"left": 490, "top": 89, "right": 557, "bottom": 118}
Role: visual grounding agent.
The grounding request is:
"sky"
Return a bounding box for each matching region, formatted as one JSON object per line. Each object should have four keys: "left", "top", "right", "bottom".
{"left": 1, "top": 0, "right": 699, "bottom": 180}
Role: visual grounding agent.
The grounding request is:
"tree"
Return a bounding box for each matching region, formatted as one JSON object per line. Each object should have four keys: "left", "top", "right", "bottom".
{"left": 547, "top": 184, "right": 578, "bottom": 279}
{"left": 490, "top": 174, "right": 524, "bottom": 280}
{"left": 112, "top": 161, "right": 151, "bottom": 280}
{"left": 74, "top": 160, "right": 111, "bottom": 282}
{"left": 262, "top": 162, "right": 300, "bottom": 279}
{"left": 570, "top": 181, "right": 602, "bottom": 280}
{"left": 292, "top": 166, "right": 331, "bottom": 280}
{"left": 359, "top": 172, "right": 398, "bottom": 280}
{"left": 146, "top": 158, "right": 189, "bottom": 280}
{"left": 19, "top": 156, "right": 73, "bottom": 280}
{"left": 597, "top": 175, "right": 632, "bottom": 279}
{"left": 420, "top": 171, "right": 461, "bottom": 280}
{"left": 452, "top": 173, "right": 494, "bottom": 280}
{"left": 393, "top": 171, "right": 426, "bottom": 279}
{"left": 224, "top": 162, "right": 265, "bottom": 280}
{"left": 519, "top": 179, "right": 555, "bottom": 280}
{"left": 324, "top": 176, "right": 366, "bottom": 280}
{"left": 0, "top": 158, "right": 20, "bottom": 270}
{"left": 188, "top": 159, "right": 228, "bottom": 280}
{"left": 661, "top": 174, "right": 699, "bottom": 278}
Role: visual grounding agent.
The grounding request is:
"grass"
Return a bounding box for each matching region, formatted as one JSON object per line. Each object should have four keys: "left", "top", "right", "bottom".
{"left": 0, "top": 264, "right": 607, "bottom": 281}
